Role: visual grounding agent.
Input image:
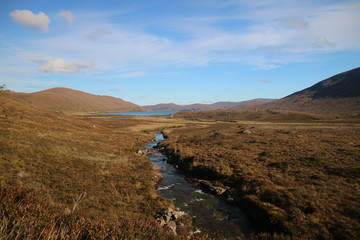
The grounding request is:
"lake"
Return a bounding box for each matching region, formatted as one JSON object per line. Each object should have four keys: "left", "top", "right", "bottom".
{"left": 100, "top": 110, "right": 178, "bottom": 116}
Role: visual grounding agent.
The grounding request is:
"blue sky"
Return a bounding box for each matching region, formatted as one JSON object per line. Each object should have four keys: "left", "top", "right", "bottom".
{"left": 1, "top": 0, "right": 360, "bottom": 105}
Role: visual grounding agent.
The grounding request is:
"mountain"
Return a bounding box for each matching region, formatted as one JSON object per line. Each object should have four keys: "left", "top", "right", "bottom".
{"left": 144, "top": 99, "right": 274, "bottom": 112}
{"left": 10, "top": 87, "right": 144, "bottom": 114}
{"left": 258, "top": 67, "right": 360, "bottom": 116}
{"left": 231, "top": 99, "right": 275, "bottom": 109}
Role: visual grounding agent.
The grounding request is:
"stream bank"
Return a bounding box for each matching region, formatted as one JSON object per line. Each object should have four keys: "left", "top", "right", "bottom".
{"left": 157, "top": 134, "right": 290, "bottom": 236}
{"left": 146, "top": 133, "right": 254, "bottom": 238}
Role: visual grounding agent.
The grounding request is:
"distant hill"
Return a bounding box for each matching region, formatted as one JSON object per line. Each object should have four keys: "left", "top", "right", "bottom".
{"left": 144, "top": 99, "right": 274, "bottom": 112}
{"left": 258, "top": 67, "right": 360, "bottom": 116}
{"left": 231, "top": 99, "right": 275, "bottom": 109}
{"left": 10, "top": 87, "right": 144, "bottom": 114}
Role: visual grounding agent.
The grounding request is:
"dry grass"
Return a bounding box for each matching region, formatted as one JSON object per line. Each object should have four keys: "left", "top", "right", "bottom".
{"left": 160, "top": 116, "right": 360, "bottom": 239}
{"left": 0, "top": 93, "right": 230, "bottom": 239}
{"left": 2, "top": 92, "right": 359, "bottom": 239}
{"left": 0, "top": 183, "right": 176, "bottom": 240}
{"left": 0, "top": 94, "right": 177, "bottom": 238}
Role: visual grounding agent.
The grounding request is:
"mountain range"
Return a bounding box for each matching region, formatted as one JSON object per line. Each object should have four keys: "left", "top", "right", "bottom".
{"left": 143, "top": 99, "right": 274, "bottom": 112}
{"left": 7, "top": 67, "right": 360, "bottom": 116}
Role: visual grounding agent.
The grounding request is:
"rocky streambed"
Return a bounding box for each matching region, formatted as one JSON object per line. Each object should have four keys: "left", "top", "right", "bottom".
{"left": 146, "top": 133, "right": 254, "bottom": 238}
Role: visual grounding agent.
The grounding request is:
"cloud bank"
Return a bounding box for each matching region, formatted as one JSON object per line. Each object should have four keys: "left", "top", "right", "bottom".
{"left": 10, "top": 9, "right": 51, "bottom": 32}
{"left": 38, "top": 58, "right": 93, "bottom": 74}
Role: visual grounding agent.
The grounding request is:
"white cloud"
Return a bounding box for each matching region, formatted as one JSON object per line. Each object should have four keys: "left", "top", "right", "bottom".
{"left": 57, "top": 10, "right": 75, "bottom": 24}
{"left": 256, "top": 45, "right": 283, "bottom": 52}
{"left": 9, "top": 9, "right": 51, "bottom": 32}
{"left": 11, "top": 0, "right": 360, "bottom": 74}
{"left": 311, "top": 35, "right": 336, "bottom": 49}
{"left": 86, "top": 28, "right": 110, "bottom": 40}
{"left": 282, "top": 17, "right": 309, "bottom": 29}
{"left": 110, "top": 72, "right": 147, "bottom": 78}
{"left": 255, "top": 64, "right": 280, "bottom": 70}
{"left": 38, "top": 58, "right": 93, "bottom": 74}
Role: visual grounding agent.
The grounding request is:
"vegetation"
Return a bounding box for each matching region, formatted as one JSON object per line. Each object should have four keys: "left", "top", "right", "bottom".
{"left": 1, "top": 91, "right": 359, "bottom": 239}
{"left": 160, "top": 114, "right": 360, "bottom": 239}
{"left": 0, "top": 183, "right": 174, "bottom": 240}
{"left": 0, "top": 93, "right": 179, "bottom": 239}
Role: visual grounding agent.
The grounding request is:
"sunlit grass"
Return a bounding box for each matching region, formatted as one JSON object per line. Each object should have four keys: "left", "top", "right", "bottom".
{"left": 161, "top": 117, "right": 360, "bottom": 239}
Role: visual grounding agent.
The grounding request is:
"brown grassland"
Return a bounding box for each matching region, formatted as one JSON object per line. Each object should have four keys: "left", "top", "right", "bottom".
{"left": 1, "top": 91, "right": 360, "bottom": 239}
{"left": 160, "top": 110, "right": 360, "bottom": 239}
{"left": 0, "top": 93, "right": 209, "bottom": 239}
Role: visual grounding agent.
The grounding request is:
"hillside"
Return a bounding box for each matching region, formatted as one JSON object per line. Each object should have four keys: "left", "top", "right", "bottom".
{"left": 259, "top": 67, "right": 360, "bottom": 116}
{"left": 11, "top": 87, "right": 144, "bottom": 114}
{"left": 144, "top": 99, "right": 274, "bottom": 112}
{"left": 0, "top": 91, "right": 177, "bottom": 239}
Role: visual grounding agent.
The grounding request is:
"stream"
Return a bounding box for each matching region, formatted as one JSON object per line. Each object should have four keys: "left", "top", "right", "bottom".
{"left": 146, "top": 133, "right": 254, "bottom": 238}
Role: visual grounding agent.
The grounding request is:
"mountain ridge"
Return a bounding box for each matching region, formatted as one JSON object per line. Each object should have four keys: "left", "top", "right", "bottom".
{"left": 144, "top": 99, "right": 274, "bottom": 111}
{"left": 257, "top": 67, "right": 360, "bottom": 116}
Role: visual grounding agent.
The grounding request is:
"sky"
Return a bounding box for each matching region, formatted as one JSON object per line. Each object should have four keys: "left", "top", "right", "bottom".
{"left": 1, "top": 0, "right": 360, "bottom": 105}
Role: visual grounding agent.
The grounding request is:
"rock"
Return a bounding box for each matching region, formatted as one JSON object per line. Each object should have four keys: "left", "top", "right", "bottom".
{"left": 212, "top": 186, "right": 227, "bottom": 195}
{"left": 243, "top": 130, "right": 251, "bottom": 134}
{"left": 172, "top": 210, "right": 186, "bottom": 220}
{"left": 167, "top": 221, "right": 177, "bottom": 235}
{"left": 156, "top": 207, "right": 190, "bottom": 235}
{"left": 17, "top": 171, "right": 25, "bottom": 178}
{"left": 158, "top": 218, "right": 167, "bottom": 227}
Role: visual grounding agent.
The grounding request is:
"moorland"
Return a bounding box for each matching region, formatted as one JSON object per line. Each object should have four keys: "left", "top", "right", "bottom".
{"left": 161, "top": 110, "right": 360, "bottom": 239}
{"left": 1, "top": 67, "right": 360, "bottom": 240}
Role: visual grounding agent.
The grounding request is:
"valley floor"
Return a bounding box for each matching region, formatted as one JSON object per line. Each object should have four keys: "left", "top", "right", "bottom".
{"left": 1, "top": 93, "right": 359, "bottom": 239}
{"left": 160, "top": 116, "right": 360, "bottom": 239}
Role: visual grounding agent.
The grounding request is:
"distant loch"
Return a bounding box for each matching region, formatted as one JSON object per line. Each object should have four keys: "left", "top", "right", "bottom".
{"left": 100, "top": 110, "right": 179, "bottom": 116}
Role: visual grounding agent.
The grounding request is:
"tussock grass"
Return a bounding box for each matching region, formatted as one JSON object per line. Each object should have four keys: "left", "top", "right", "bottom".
{"left": 0, "top": 183, "right": 175, "bottom": 240}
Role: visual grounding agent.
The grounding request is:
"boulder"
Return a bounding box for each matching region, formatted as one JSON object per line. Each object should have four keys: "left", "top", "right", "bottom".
{"left": 156, "top": 207, "right": 189, "bottom": 235}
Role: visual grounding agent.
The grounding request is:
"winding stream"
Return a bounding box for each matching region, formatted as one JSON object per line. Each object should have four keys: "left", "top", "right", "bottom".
{"left": 146, "top": 133, "right": 254, "bottom": 237}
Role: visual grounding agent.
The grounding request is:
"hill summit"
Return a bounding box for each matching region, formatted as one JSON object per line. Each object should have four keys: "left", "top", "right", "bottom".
{"left": 259, "top": 67, "right": 360, "bottom": 116}
{"left": 288, "top": 67, "right": 360, "bottom": 99}
{"left": 11, "top": 87, "right": 144, "bottom": 114}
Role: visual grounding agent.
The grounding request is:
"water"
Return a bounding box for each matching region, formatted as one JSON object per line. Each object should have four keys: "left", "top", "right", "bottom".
{"left": 146, "top": 133, "right": 254, "bottom": 237}
{"left": 100, "top": 110, "right": 178, "bottom": 116}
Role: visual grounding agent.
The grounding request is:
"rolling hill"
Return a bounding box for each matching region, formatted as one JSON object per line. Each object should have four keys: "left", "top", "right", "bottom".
{"left": 258, "top": 67, "right": 360, "bottom": 116}
{"left": 10, "top": 87, "right": 145, "bottom": 114}
{"left": 144, "top": 99, "right": 274, "bottom": 112}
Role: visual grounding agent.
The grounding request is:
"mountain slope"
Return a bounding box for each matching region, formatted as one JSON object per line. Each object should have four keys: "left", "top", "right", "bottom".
{"left": 144, "top": 99, "right": 274, "bottom": 112}
{"left": 11, "top": 87, "right": 144, "bottom": 113}
{"left": 259, "top": 67, "right": 360, "bottom": 116}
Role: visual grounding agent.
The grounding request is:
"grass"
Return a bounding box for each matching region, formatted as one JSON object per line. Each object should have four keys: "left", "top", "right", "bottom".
{"left": 0, "top": 94, "right": 225, "bottom": 239}
{"left": 0, "top": 183, "right": 175, "bottom": 240}
{"left": 0, "top": 94, "right": 177, "bottom": 238}
{"left": 2, "top": 92, "right": 359, "bottom": 239}
{"left": 160, "top": 115, "right": 360, "bottom": 239}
